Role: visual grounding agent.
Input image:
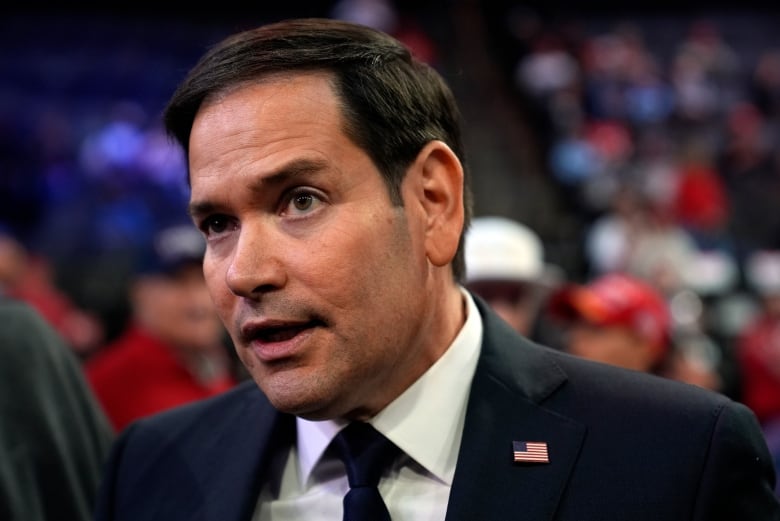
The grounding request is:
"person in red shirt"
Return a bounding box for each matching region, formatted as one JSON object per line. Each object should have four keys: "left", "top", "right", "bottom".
{"left": 739, "top": 251, "right": 780, "bottom": 423}
{"left": 85, "top": 225, "right": 238, "bottom": 432}
{"left": 671, "top": 139, "right": 730, "bottom": 250}
{"left": 739, "top": 250, "right": 780, "bottom": 495}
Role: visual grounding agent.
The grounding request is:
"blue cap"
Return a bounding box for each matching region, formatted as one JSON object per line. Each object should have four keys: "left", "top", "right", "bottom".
{"left": 137, "top": 225, "right": 205, "bottom": 276}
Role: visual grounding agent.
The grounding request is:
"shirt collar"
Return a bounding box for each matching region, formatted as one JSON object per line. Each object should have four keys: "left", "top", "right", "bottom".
{"left": 297, "top": 288, "right": 483, "bottom": 486}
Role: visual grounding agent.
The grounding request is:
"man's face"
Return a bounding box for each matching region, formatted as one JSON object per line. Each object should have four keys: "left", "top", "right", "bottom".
{"left": 187, "top": 72, "right": 451, "bottom": 420}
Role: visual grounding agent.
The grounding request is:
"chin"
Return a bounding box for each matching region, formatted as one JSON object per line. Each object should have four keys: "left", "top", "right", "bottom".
{"left": 260, "top": 377, "right": 328, "bottom": 416}
{"left": 268, "top": 394, "right": 335, "bottom": 420}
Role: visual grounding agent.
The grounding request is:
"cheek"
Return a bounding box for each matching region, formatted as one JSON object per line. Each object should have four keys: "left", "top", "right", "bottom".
{"left": 301, "top": 219, "right": 418, "bottom": 360}
{"left": 290, "top": 218, "right": 394, "bottom": 299}
{"left": 203, "top": 257, "right": 233, "bottom": 318}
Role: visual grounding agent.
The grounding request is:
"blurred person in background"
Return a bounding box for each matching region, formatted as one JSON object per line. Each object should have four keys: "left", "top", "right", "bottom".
{"left": 583, "top": 183, "right": 646, "bottom": 277}
{"left": 718, "top": 101, "right": 780, "bottom": 262}
{"left": 624, "top": 188, "right": 701, "bottom": 298}
{"left": 0, "top": 225, "right": 105, "bottom": 358}
{"left": 751, "top": 48, "right": 780, "bottom": 121}
{"left": 84, "top": 224, "right": 238, "bottom": 432}
{"left": 464, "top": 215, "right": 562, "bottom": 340}
{"left": 739, "top": 250, "right": 780, "bottom": 494}
{"left": 1, "top": 297, "right": 113, "bottom": 521}
{"left": 547, "top": 272, "right": 721, "bottom": 391}
{"left": 583, "top": 179, "right": 701, "bottom": 298}
{"left": 739, "top": 250, "right": 780, "bottom": 425}
{"left": 671, "top": 137, "right": 731, "bottom": 252}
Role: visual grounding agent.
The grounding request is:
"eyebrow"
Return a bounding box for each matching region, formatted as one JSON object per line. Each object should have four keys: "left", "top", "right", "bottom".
{"left": 187, "top": 157, "right": 329, "bottom": 219}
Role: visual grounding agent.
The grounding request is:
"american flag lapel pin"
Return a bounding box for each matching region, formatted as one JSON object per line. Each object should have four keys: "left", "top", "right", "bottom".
{"left": 513, "top": 440, "right": 549, "bottom": 463}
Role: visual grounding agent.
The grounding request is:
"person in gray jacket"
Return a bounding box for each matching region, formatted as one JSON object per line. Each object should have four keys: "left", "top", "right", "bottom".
{"left": 0, "top": 297, "right": 114, "bottom": 521}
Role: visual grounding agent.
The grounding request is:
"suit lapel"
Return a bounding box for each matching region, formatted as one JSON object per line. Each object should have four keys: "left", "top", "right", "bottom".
{"left": 445, "top": 298, "right": 586, "bottom": 521}
{"left": 192, "top": 384, "right": 295, "bottom": 521}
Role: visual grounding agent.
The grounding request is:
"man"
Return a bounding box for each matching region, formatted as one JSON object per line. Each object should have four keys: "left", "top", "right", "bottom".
{"left": 0, "top": 226, "right": 105, "bottom": 357}
{"left": 464, "top": 215, "right": 561, "bottom": 338}
{"left": 740, "top": 250, "right": 780, "bottom": 425}
{"left": 85, "top": 224, "right": 237, "bottom": 432}
{"left": 740, "top": 250, "right": 780, "bottom": 494}
{"left": 93, "top": 18, "right": 779, "bottom": 520}
{"left": 547, "top": 272, "right": 722, "bottom": 391}
{"left": 0, "top": 298, "right": 114, "bottom": 521}
{"left": 547, "top": 272, "right": 673, "bottom": 373}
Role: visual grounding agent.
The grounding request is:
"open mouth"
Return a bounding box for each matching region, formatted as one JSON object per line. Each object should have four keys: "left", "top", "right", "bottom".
{"left": 253, "top": 320, "right": 324, "bottom": 343}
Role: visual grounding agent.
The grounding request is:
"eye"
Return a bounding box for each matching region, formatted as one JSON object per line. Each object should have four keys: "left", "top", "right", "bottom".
{"left": 283, "top": 189, "right": 324, "bottom": 217}
{"left": 293, "top": 193, "right": 315, "bottom": 211}
{"left": 199, "top": 214, "right": 235, "bottom": 237}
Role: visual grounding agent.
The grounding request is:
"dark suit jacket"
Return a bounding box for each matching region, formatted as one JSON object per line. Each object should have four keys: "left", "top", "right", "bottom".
{"left": 93, "top": 297, "right": 780, "bottom": 520}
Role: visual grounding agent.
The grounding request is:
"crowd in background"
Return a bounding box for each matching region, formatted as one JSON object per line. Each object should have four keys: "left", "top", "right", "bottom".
{"left": 476, "top": 3, "right": 780, "bottom": 404}
{"left": 2, "top": 0, "right": 780, "bottom": 492}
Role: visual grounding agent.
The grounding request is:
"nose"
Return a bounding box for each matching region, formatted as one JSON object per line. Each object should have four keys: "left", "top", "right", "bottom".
{"left": 225, "top": 220, "right": 287, "bottom": 298}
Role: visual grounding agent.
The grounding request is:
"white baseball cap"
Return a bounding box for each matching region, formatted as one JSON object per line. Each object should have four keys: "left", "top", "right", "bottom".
{"left": 746, "top": 250, "right": 780, "bottom": 296}
{"left": 465, "top": 216, "right": 545, "bottom": 284}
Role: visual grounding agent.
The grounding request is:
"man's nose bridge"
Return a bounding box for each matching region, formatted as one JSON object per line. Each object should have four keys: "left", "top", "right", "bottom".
{"left": 231, "top": 222, "right": 261, "bottom": 270}
{"left": 226, "top": 218, "right": 283, "bottom": 293}
{"left": 229, "top": 219, "right": 265, "bottom": 279}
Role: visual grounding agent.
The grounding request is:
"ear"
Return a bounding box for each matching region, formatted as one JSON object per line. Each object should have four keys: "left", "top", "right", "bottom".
{"left": 406, "top": 140, "right": 465, "bottom": 267}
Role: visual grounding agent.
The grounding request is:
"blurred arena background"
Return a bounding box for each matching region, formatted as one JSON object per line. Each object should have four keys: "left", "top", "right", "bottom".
{"left": 2, "top": 1, "right": 780, "bottom": 401}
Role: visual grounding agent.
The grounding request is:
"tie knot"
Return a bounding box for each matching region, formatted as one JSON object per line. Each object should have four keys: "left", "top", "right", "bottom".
{"left": 332, "top": 422, "right": 400, "bottom": 488}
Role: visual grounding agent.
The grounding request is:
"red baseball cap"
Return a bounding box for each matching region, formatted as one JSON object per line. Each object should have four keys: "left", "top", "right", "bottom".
{"left": 547, "top": 273, "right": 671, "bottom": 360}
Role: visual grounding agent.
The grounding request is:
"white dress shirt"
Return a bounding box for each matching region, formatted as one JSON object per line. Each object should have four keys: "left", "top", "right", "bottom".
{"left": 252, "top": 289, "right": 483, "bottom": 520}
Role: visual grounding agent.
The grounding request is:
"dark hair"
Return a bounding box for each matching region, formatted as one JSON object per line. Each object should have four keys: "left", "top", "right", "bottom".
{"left": 164, "top": 17, "right": 473, "bottom": 279}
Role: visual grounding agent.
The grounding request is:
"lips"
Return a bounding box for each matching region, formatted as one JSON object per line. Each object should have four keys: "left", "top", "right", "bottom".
{"left": 240, "top": 318, "right": 324, "bottom": 362}
{"left": 255, "top": 322, "right": 316, "bottom": 343}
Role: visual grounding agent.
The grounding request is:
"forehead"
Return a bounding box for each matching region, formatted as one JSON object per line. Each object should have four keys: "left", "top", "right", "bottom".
{"left": 196, "top": 71, "right": 341, "bottom": 135}
{"left": 188, "top": 71, "right": 352, "bottom": 180}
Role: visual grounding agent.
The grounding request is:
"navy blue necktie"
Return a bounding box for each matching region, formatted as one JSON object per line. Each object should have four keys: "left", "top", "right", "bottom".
{"left": 332, "top": 422, "right": 400, "bottom": 521}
